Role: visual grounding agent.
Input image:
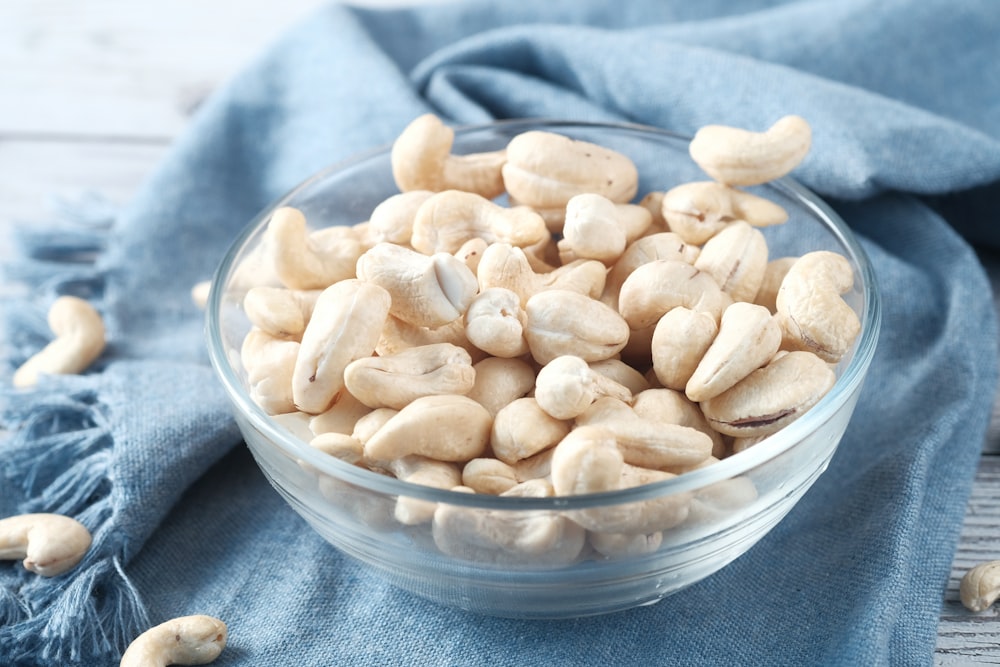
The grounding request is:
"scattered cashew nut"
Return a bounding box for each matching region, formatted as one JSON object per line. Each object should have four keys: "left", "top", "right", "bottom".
{"left": 120, "top": 615, "right": 227, "bottom": 667}
{"left": 688, "top": 115, "right": 812, "bottom": 186}
{"left": 961, "top": 561, "right": 1000, "bottom": 612}
{"left": 13, "top": 295, "right": 106, "bottom": 388}
{"left": 0, "top": 513, "right": 92, "bottom": 576}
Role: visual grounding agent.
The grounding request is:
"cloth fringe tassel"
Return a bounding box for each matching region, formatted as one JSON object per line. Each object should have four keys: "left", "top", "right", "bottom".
{"left": 0, "top": 194, "right": 149, "bottom": 666}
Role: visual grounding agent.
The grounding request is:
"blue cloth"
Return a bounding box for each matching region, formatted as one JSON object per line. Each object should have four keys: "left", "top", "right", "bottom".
{"left": 2, "top": 0, "right": 999, "bottom": 664}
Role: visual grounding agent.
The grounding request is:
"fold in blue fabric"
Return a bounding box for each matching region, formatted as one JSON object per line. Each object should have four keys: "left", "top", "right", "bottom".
{"left": 2, "top": 0, "right": 999, "bottom": 664}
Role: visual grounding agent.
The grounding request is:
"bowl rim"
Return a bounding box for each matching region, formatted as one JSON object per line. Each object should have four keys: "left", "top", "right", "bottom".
{"left": 206, "top": 118, "right": 882, "bottom": 511}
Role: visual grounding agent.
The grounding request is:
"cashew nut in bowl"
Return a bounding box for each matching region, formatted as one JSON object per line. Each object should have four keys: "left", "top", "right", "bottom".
{"left": 618, "top": 260, "right": 730, "bottom": 331}
{"left": 775, "top": 250, "right": 861, "bottom": 363}
{"left": 343, "top": 342, "right": 476, "bottom": 410}
{"left": 661, "top": 181, "right": 788, "bottom": 245}
{"left": 391, "top": 114, "right": 507, "bottom": 199}
{"left": 410, "top": 190, "right": 548, "bottom": 255}
{"left": 688, "top": 115, "right": 812, "bottom": 186}
{"left": 368, "top": 190, "right": 435, "bottom": 245}
{"left": 13, "top": 295, "right": 106, "bottom": 388}
{"left": 120, "top": 615, "right": 227, "bottom": 667}
{"left": 263, "top": 206, "right": 363, "bottom": 291}
{"left": 0, "top": 513, "right": 92, "bottom": 576}
{"left": 524, "top": 289, "right": 630, "bottom": 365}
{"left": 534, "top": 355, "right": 632, "bottom": 421}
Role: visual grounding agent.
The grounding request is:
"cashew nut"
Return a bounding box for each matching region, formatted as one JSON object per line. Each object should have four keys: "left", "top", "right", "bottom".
{"left": 344, "top": 342, "right": 475, "bottom": 409}
{"left": 601, "top": 232, "right": 700, "bottom": 310}
{"left": 292, "top": 280, "right": 391, "bottom": 414}
{"left": 464, "top": 288, "right": 529, "bottom": 358}
{"left": 264, "top": 207, "right": 363, "bottom": 290}
{"left": 588, "top": 358, "right": 651, "bottom": 396}
{"left": 382, "top": 455, "right": 462, "bottom": 525}
{"left": 191, "top": 280, "right": 212, "bottom": 310}
{"left": 391, "top": 114, "right": 506, "bottom": 199}
{"left": 462, "top": 458, "right": 520, "bottom": 495}
{"left": 13, "top": 296, "right": 106, "bottom": 388}
{"left": 550, "top": 425, "right": 624, "bottom": 496}
{"left": 701, "top": 350, "right": 836, "bottom": 437}
{"left": 0, "top": 513, "right": 91, "bottom": 576}
{"left": 560, "top": 193, "right": 649, "bottom": 265}
{"left": 632, "top": 388, "right": 726, "bottom": 459}
{"left": 685, "top": 302, "right": 782, "bottom": 402}
{"left": 241, "top": 328, "right": 299, "bottom": 415}
{"left": 618, "top": 260, "right": 730, "bottom": 331}
{"left": 491, "top": 397, "right": 571, "bottom": 465}
{"left": 410, "top": 190, "right": 548, "bottom": 255}
{"left": 375, "top": 315, "right": 482, "bottom": 361}
{"left": 309, "top": 390, "right": 373, "bottom": 436}
{"left": 524, "top": 289, "right": 630, "bottom": 365}
{"left": 693, "top": 221, "right": 769, "bottom": 303}
{"left": 119, "top": 615, "right": 227, "bottom": 667}
{"left": 534, "top": 355, "right": 632, "bottom": 421}
{"left": 961, "top": 561, "right": 1000, "bottom": 612}
{"left": 310, "top": 432, "right": 365, "bottom": 466}
{"left": 243, "top": 286, "right": 319, "bottom": 339}
{"left": 368, "top": 190, "right": 435, "bottom": 245}
{"left": 575, "top": 397, "right": 713, "bottom": 470}
{"left": 356, "top": 242, "right": 479, "bottom": 328}
{"left": 502, "top": 130, "right": 639, "bottom": 214}
{"left": 364, "top": 394, "right": 492, "bottom": 462}
{"left": 588, "top": 530, "right": 663, "bottom": 559}
{"left": 688, "top": 115, "right": 812, "bottom": 186}
{"left": 464, "top": 356, "right": 536, "bottom": 417}
{"left": 650, "top": 307, "right": 719, "bottom": 391}
{"left": 775, "top": 250, "right": 861, "bottom": 363}
{"left": 661, "top": 181, "right": 788, "bottom": 245}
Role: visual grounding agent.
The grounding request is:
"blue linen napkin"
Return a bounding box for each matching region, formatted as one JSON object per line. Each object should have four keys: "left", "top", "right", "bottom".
{"left": 2, "top": 0, "right": 999, "bottom": 664}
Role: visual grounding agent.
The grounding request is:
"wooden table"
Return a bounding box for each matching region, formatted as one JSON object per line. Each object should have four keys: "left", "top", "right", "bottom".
{"left": 2, "top": 1, "right": 998, "bottom": 662}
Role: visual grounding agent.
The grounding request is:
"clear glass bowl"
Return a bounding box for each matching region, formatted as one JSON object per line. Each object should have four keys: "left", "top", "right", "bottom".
{"left": 206, "top": 120, "right": 881, "bottom": 619}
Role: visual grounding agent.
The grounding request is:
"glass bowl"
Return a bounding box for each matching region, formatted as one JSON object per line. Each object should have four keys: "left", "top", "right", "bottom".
{"left": 206, "top": 119, "right": 880, "bottom": 619}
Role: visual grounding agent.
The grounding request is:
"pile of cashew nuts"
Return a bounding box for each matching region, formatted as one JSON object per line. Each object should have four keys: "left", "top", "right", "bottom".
{"left": 229, "top": 113, "right": 863, "bottom": 564}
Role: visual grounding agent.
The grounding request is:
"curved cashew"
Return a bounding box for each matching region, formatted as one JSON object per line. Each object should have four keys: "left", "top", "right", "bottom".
{"left": 601, "top": 233, "right": 700, "bottom": 310}
{"left": 357, "top": 242, "right": 478, "bottom": 328}
{"left": 775, "top": 250, "right": 861, "bottom": 363}
{"left": 364, "top": 394, "right": 492, "bottom": 462}
{"left": 0, "top": 513, "right": 91, "bottom": 576}
{"left": 120, "top": 615, "right": 227, "bottom": 667}
{"left": 243, "top": 286, "right": 319, "bottom": 339}
{"left": 661, "top": 181, "right": 788, "bottom": 245}
{"left": 464, "top": 288, "right": 529, "bottom": 358}
{"left": 410, "top": 190, "right": 547, "bottom": 255}
{"left": 694, "top": 221, "right": 769, "bottom": 304}
{"left": 502, "top": 130, "right": 639, "bottom": 212}
{"left": 524, "top": 289, "right": 630, "bottom": 365}
{"left": 13, "top": 296, "right": 106, "bottom": 388}
{"left": 351, "top": 407, "right": 398, "bottom": 445}
{"left": 686, "top": 302, "right": 782, "bottom": 402}
{"left": 391, "top": 114, "right": 506, "bottom": 199}
{"left": 618, "top": 260, "right": 730, "bottom": 331}
{"left": 241, "top": 328, "right": 299, "bottom": 415}
{"left": 292, "top": 280, "right": 391, "bottom": 414}
{"left": 754, "top": 256, "right": 799, "bottom": 314}
{"left": 701, "top": 350, "right": 836, "bottom": 438}
{"left": 650, "top": 307, "right": 719, "bottom": 392}
{"left": 491, "top": 397, "right": 571, "bottom": 465}
{"left": 343, "top": 343, "right": 475, "bottom": 410}
{"left": 464, "top": 356, "right": 536, "bottom": 417}
{"left": 264, "top": 207, "right": 363, "bottom": 290}
{"left": 550, "top": 426, "right": 624, "bottom": 496}
{"left": 575, "top": 397, "right": 713, "bottom": 470}
{"left": 689, "top": 115, "right": 811, "bottom": 186}
{"left": 476, "top": 243, "right": 606, "bottom": 306}
{"left": 369, "top": 190, "right": 435, "bottom": 245}
{"left": 534, "top": 355, "right": 632, "bottom": 421}
{"left": 432, "top": 481, "right": 586, "bottom": 565}
{"left": 961, "top": 561, "right": 1000, "bottom": 612}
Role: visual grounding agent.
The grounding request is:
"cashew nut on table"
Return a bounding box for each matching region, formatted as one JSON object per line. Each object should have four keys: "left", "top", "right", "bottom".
{"left": 231, "top": 113, "right": 861, "bottom": 565}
